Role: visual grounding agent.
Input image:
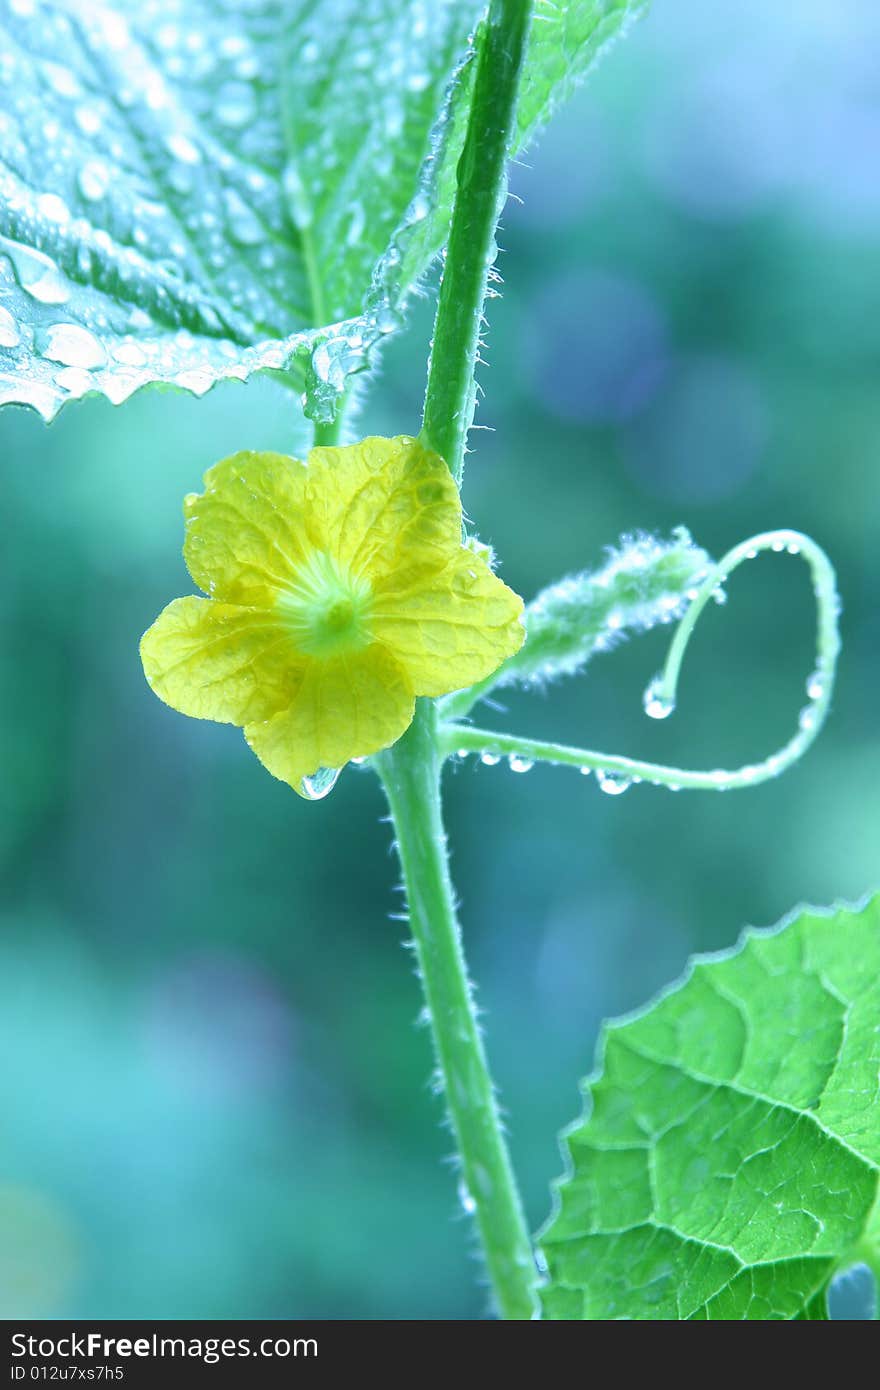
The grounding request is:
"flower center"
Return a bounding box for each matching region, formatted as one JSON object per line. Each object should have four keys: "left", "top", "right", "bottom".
{"left": 277, "top": 550, "right": 373, "bottom": 658}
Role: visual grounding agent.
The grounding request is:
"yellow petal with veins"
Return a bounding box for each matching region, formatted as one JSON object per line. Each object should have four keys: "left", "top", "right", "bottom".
{"left": 244, "top": 643, "right": 414, "bottom": 792}
{"left": 305, "top": 436, "right": 460, "bottom": 591}
{"left": 184, "top": 451, "right": 310, "bottom": 607}
{"left": 140, "top": 596, "right": 305, "bottom": 725}
{"left": 372, "top": 547, "right": 524, "bottom": 696}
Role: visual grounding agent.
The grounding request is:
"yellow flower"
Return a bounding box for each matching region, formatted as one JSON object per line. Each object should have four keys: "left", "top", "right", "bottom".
{"left": 140, "top": 435, "right": 524, "bottom": 796}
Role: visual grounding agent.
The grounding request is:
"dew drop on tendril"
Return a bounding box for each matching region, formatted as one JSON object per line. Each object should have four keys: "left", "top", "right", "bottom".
{"left": 480, "top": 752, "right": 500, "bottom": 766}
{"left": 508, "top": 755, "right": 534, "bottom": 773}
{"left": 806, "top": 670, "right": 825, "bottom": 700}
{"left": 597, "top": 770, "right": 632, "bottom": 796}
{"left": 642, "top": 676, "right": 675, "bottom": 720}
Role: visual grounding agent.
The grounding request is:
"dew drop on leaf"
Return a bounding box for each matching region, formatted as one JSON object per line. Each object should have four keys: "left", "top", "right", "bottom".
{"left": 41, "top": 322, "right": 107, "bottom": 369}
{"left": 0, "top": 304, "right": 21, "bottom": 349}
{"left": 0, "top": 236, "right": 71, "bottom": 305}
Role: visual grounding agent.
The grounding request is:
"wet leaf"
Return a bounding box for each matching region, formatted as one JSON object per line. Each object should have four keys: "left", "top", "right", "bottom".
{"left": 0, "top": 0, "right": 647, "bottom": 422}
{"left": 540, "top": 897, "right": 880, "bottom": 1319}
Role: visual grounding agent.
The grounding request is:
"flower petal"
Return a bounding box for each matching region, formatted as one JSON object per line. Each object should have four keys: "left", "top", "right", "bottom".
{"left": 244, "top": 644, "right": 414, "bottom": 789}
{"left": 140, "top": 596, "right": 305, "bottom": 724}
{"left": 184, "top": 451, "right": 310, "bottom": 606}
{"left": 305, "top": 435, "right": 461, "bottom": 590}
{"left": 371, "top": 550, "right": 525, "bottom": 696}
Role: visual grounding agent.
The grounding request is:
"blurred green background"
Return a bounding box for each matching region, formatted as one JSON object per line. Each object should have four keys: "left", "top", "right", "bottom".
{"left": 1, "top": 0, "right": 878, "bottom": 1319}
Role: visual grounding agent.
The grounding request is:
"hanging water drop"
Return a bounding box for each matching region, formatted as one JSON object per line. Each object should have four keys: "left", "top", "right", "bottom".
{"left": 508, "top": 755, "right": 534, "bottom": 773}
{"left": 299, "top": 766, "right": 341, "bottom": 800}
{"left": 712, "top": 585, "right": 727, "bottom": 605}
{"left": 479, "top": 752, "right": 500, "bottom": 767}
{"left": 642, "top": 675, "right": 675, "bottom": 720}
{"left": 578, "top": 766, "right": 592, "bottom": 777}
{"left": 597, "top": 770, "right": 632, "bottom": 796}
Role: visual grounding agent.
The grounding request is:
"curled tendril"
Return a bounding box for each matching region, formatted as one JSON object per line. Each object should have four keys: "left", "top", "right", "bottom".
{"left": 440, "top": 530, "right": 841, "bottom": 793}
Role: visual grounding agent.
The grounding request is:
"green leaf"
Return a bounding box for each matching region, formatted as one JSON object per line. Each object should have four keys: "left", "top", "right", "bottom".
{"left": 540, "top": 897, "right": 880, "bottom": 1320}
{"left": 0, "top": 0, "right": 648, "bottom": 424}
{"left": 517, "top": 0, "right": 650, "bottom": 147}
{"left": 0, "top": 0, "right": 478, "bottom": 421}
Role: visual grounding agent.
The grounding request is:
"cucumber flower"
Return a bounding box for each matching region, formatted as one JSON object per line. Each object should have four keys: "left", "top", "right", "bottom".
{"left": 140, "top": 435, "right": 524, "bottom": 796}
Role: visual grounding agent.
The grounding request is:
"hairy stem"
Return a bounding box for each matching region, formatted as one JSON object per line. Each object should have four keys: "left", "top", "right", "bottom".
{"left": 374, "top": 703, "right": 538, "bottom": 1319}
{"left": 421, "top": 0, "right": 534, "bottom": 482}
{"left": 373, "top": 0, "right": 538, "bottom": 1318}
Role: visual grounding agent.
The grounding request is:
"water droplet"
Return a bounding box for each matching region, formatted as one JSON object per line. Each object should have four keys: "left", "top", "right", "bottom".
{"left": 745, "top": 547, "right": 758, "bottom": 560}
{"left": 223, "top": 188, "right": 262, "bottom": 246}
{"left": 166, "top": 132, "right": 201, "bottom": 165}
{"left": 350, "top": 756, "right": 367, "bottom": 767}
{"left": 806, "top": 670, "right": 825, "bottom": 701}
{"left": 54, "top": 365, "right": 94, "bottom": 396}
{"left": 771, "top": 538, "right": 786, "bottom": 553}
{"left": 579, "top": 766, "right": 592, "bottom": 777}
{"left": 299, "top": 766, "right": 341, "bottom": 800}
{"left": 479, "top": 752, "right": 500, "bottom": 767}
{"left": 643, "top": 676, "right": 675, "bottom": 720}
{"left": 457, "top": 1179, "right": 477, "bottom": 1216}
{"left": 508, "top": 755, "right": 534, "bottom": 773}
{"left": 786, "top": 541, "right": 801, "bottom": 555}
{"left": 216, "top": 80, "right": 256, "bottom": 129}
{"left": 77, "top": 159, "right": 111, "bottom": 202}
{"left": 712, "top": 585, "right": 727, "bottom": 605}
{"left": 35, "top": 192, "right": 69, "bottom": 225}
{"left": 43, "top": 61, "right": 80, "bottom": 99}
{"left": 0, "top": 305, "right": 21, "bottom": 349}
{"left": 282, "top": 162, "right": 313, "bottom": 230}
{"left": 345, "top": 202, "right": 365, "bottom": 247}
{"left": 41, "top": 322, "right": 106, "bottom": 369}
{"left": 112, "top": 339, "right": 146, "bottom": 366}
{"left": 74, "top": 103, "right": 103, "bottom": 137}
{"left": 798, "top": 704, "right": 817, "bottom": 731}
{"left": 597, "top": 770, "right": 632, "bottom": 796}
{"left": 0, "top": 236, "right": 70, "bottom": 304}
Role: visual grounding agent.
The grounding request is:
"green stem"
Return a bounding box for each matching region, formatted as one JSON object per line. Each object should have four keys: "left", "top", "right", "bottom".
{"left": 421, "top": 0, "right": 534, "bottom": 483}
{"left": 374, "top": 703, "right": 539, "bottom": 1320}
